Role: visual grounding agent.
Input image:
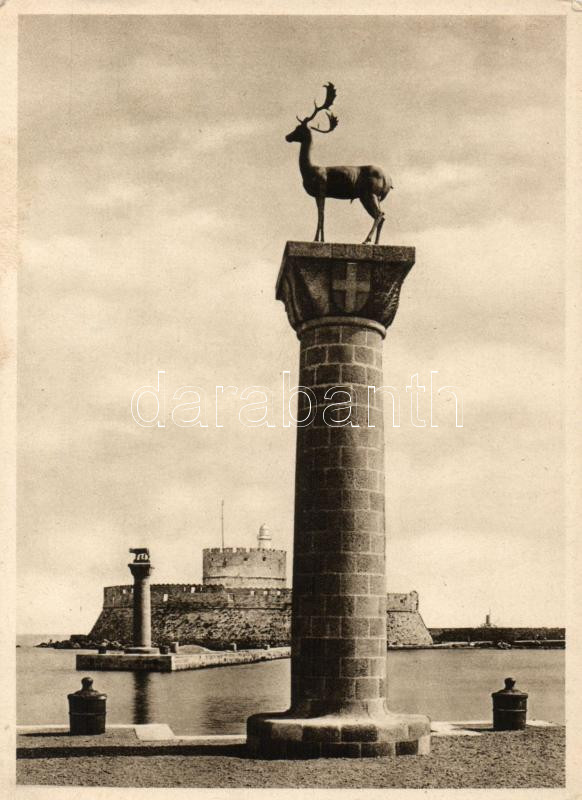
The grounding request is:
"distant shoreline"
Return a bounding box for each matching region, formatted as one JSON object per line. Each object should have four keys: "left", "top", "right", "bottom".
{"left": 24, "top": 639, "right": 566, "bottom": 652}
{"left": 18, "top": 626, "right": 566, "bottom": 652}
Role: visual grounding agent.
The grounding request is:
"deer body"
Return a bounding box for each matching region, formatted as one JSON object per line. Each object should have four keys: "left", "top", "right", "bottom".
{"left": 286, "top": 83, "right": 392, "bottom": 244}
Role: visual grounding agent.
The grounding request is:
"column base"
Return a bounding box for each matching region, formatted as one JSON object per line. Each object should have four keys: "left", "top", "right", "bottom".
{"left": 247, "top": 707, "right": 431, "bottom": 759}
{"left": 123, "top": 646, "right": 159, "bottom": 654}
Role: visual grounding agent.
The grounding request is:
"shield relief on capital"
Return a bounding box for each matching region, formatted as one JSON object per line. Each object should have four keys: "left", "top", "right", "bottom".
{"left": 331, "top": 261, "right": 371, "bottom": 314}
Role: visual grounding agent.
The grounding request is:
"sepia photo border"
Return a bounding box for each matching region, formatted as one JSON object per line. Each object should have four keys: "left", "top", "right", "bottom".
{"left": 1, "top": 1, "right": 581, "bottom": 798}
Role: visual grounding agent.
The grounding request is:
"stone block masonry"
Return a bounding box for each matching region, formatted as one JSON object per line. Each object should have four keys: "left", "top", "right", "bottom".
{"left": 291, "top": 322, "right": 388, "bottom": 713}
{"left": 76, "top": 647, "right": 290, "bottom": 672}
{"left": 246, "top": 242, "right": 431, "bottom": 758}
{"left": 126, "top": 551, "right": 157, "bottom": 655}
{"left": 203, "top": 547, "right": 286, "bottom": 588}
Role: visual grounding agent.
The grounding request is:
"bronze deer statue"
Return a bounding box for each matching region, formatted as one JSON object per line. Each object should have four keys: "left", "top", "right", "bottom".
{"left": 285, "top": 83, "right": 392, "bottom": 244}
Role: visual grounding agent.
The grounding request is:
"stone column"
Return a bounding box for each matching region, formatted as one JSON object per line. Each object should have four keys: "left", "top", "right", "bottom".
{"left": 247, "top": 242, "right": 431, "bottom": 758}
{"left": 125, "top": 549, "right": 157, "bottom": 654}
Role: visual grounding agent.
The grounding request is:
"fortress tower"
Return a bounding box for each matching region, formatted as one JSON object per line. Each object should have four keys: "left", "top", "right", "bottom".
{"left": 202, "top": 524, "right": 286, "bottom": 589}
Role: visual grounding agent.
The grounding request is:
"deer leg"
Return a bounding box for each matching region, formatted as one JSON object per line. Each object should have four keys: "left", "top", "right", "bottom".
{"left": 360, "top": 194, "right": 382, "bottom": 244}
{"left": 315, "top": 196, "right": 325, "bottom": 242}
{"left": 375, "top": 212, "right": 386, "bottom": 244}
{"left": 314, "top": 199, "right": 320, "bottom": 241}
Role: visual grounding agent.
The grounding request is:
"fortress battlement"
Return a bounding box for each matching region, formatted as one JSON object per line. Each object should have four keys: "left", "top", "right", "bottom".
{"left": 386, "top": 590, "right": 419, "bottom": 612}
{"left": 202, "top": 546, "right": 286, "bottom": 589}
{"left": 103, "top": 584, "right": 419, "bottom": 610}
{"left": 103, "top": 583, "right": 293, "bottom": 608}
{"left": 205, "top": 547, "right": 286, "bottom": 555}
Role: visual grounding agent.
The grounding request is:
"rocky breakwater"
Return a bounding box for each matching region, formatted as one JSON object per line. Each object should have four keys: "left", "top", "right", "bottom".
{"left": 35, "top": 636, "right": 125, "bottom": 651}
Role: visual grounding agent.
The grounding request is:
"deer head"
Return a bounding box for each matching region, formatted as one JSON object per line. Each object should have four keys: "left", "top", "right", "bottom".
{"left": 285, "top": 82, "right": 339, "bottom": 142}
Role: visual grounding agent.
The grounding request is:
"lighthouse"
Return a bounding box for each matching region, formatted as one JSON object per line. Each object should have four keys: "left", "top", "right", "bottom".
{"left": 257, "top": 523, "right": 272, "bottom": 550}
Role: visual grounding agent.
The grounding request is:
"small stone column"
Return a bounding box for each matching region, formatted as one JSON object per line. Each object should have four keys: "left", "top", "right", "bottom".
{"left": 125, "top": 548, "right": 157, "bottom": 654}
{"left": 247, "top": 242, "right": 431, "bottom": 758}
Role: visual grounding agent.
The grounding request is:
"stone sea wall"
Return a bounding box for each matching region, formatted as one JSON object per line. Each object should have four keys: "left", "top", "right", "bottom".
{"left": 77, "top": 647, "right": 291, "bottom": 672}
{"left": 89, "top": 604, "right": 291, "bottom": 649}
{"left": 88, "top": 585, "right": 432, "bottom": 648}
{"left": 430, "top": 627, "right": 565, "bottom": 644}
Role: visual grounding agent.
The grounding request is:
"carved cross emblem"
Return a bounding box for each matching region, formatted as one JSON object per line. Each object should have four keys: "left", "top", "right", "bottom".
{"left": 331, "top": 262, "right": 371, "bottom": 314}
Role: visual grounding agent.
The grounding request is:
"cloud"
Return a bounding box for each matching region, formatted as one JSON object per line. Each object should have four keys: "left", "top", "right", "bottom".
{"left": 399, "top": 163, "right": 484, "bottom": 194}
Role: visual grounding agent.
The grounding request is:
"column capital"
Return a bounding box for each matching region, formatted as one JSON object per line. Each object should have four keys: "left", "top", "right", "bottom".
{"left": 276, "top": 241, "right": 415, "bottom": 336}
{"left": 128, "top": 562, "right": 153, "bottom": 581}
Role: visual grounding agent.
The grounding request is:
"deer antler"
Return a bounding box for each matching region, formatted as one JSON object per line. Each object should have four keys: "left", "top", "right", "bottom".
{"left": 300, "top": 82, "right": 337, "bottom": 125}
{"left": 322, "top": 82, "right": 336, "bottom": 108}
{"left": 311, "top": 112, "right": 339, "bottom": 134}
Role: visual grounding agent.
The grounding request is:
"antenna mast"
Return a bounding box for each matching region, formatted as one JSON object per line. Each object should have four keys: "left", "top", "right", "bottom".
{"left": 220, "top": 499, "right": 225, "bottom": 550}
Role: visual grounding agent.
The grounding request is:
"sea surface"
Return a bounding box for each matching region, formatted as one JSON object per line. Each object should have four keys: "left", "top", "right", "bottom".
{"left": 17, "top": 635, "right": 565, "bottom": 735}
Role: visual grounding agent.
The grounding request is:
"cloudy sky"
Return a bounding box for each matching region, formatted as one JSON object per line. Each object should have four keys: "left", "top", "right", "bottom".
{"left": 17, "top": 14, "right": 565, "bottom": 633}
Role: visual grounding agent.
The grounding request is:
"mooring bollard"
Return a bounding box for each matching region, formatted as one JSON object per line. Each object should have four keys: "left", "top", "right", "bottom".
{"left": 68, "top": 677, "right": 107, "bottom": 735}
{"left": 492, "top": 677, "right": 528, "bottom": 730}
{"left": 98, "top": 643, "right": 107, "bottom": 654}
{"left": 170, "top": 641, "right": 179, "bottom": 654}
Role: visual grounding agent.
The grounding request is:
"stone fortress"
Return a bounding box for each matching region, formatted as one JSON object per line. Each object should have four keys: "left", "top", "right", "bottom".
{"left": 88, "top": 524, "right": 432, "bottom": 649}
{"left": 202, "top": 524, "right": 286, "bottom": 588}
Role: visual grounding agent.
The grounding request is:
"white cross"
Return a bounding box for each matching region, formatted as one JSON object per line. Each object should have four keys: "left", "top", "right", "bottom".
{"left": 333, "top": 262, "right": 369, "bottom": 313}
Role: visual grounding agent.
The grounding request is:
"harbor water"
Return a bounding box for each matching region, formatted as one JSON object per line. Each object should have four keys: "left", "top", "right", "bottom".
{"left": 17, "top": 637, "right": 564, "bottom": 735}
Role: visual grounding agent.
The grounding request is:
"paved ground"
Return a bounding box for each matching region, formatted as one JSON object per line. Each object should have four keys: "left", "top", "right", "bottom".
{"left": 16, "top": 725, "right": 565, "bottom": 788}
